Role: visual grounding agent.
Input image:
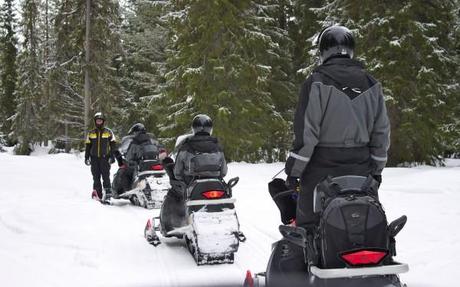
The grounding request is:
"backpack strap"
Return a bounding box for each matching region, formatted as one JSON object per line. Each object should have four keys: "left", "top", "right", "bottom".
{"left": 360, "top": 175, "right": 380, "bottom": 197}
{"left": 324, "top": 176, "right": 342, "bottom": 197}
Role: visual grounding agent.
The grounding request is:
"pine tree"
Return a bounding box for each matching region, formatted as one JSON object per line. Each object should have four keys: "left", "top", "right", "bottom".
{"left": 161, "top": 0, "right": 290, "bottom": 161}
{"left": 118, "top": 0, "right": 169, "bottom": 136}
{"left": 38, "top": 0, "right": 59, "bottom": 145}
{"left": 251, "top": 0, "right": 297, "bottom": 161}
{"left": 290, "top": 0, "right": 325, "bottom": 81}
{"left": 315, "top": 0, "right": 459, "bottom": 165}
{"left": 0, "top": 0, "right": 18, "bottom": 143}
{"left": 52, "top": 0, "right": 123, "bottom": 141}
{"left": 14, "top": 0, "right": 43, "bottom": 154}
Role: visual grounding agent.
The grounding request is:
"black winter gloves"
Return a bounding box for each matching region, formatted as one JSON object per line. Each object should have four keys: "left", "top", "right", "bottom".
{"left": 284, "top": 156, "right": 295, "bottom": 178}
{"left": 269, "top": 178, "right": 297, "bottom": 225}
{"left": 372, "top": 174, "right": 382, "bottom": 185}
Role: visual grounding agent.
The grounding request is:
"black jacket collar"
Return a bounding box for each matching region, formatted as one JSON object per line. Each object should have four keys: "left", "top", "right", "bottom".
{"left": 320, "top": 56, "right": 364, "bottom": 68}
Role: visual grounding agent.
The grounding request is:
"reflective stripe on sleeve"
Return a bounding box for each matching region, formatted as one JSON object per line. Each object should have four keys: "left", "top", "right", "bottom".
{"left": 289, "top": 151, "right": 310, "bottom": 163}
{"left": 371, "top": 154, "right": 387, "bottom": 162}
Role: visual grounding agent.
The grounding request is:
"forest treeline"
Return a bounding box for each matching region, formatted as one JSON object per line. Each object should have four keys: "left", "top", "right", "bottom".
{"left": 0, "top": 0, "right": 458, "bottom": 165}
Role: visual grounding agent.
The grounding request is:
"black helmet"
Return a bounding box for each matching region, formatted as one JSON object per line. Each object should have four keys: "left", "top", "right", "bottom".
{"left": 128, "top": 123, "right": 146, "bottom": 135}
{"left": 94, "top": 112, "right": 105, "bottom": 128}
{"left": 318, "top": 25, "right": 355, "bottom": 63}
{"left": 191, "top": 114, "right": 213, "bottom": 135}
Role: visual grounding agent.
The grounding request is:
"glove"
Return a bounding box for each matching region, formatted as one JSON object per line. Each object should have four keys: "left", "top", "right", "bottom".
{"left": 118, "top": 159, "right": 127, "bottom": 168}
{"left": 372, "top": 174, "right": 382, "bottom": 185}
{"left": 269, "top": 178, "right": 297, "bottom": 224}
{"left": 285, "top": 176, "right": 300, "bottom": 192}
{"left": 108, "top": 157, "right": 115, "bottom": 164}
{"left": 85, "top": 158, "right": 91, "bottom": 166}
{"left": 284, "top": 156, "right": 295, "bottom": 177}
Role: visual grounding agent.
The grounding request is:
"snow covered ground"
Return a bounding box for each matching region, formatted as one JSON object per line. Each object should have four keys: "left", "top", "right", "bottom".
{"left": 0, "top": 149, "right": 459, "bottom": 287}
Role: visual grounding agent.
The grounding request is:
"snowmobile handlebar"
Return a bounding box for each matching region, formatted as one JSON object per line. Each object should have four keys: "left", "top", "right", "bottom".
{"left": 388, "top": 215, "right": 407, "bottom": 238}
{"left": 279, "top": 225, "right": 308, "bottom": 248}
{"left": 227, "top": 177, "right": 239, "bottom": 188}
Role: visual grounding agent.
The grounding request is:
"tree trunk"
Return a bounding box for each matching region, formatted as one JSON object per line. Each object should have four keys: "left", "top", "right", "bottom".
{"left": 84, "top": 0, "right": 91, "bottom": 133}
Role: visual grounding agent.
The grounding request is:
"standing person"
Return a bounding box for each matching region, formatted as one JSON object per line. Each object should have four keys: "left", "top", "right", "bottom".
{"left": 84, "top": 112, "right": 122, "bottom": 203}
{"left": 284, "top": 25, "right": 391, "bottom": 229}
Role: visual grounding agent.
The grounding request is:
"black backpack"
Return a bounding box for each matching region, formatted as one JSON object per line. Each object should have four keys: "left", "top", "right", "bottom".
{"left": 140, "top": 141, "right": 159, "bottom": 160}
{"left": 188, "top": 151, "right": 223, "bottom": 177}
{"left": 313, "top": 175, "right": 389, "bottom": 268}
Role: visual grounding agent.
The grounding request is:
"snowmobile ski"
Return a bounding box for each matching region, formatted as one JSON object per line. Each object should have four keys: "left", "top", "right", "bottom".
{"left": 144, "top": 218, "right": 161, "bottom": 246}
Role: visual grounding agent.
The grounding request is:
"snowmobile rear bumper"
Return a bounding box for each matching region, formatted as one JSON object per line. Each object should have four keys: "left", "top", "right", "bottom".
{"left": 186, "top": 198, "right": 236, "bottom": 206}
{"left": 310, "top": 263, "right": 409, "bottom": 279}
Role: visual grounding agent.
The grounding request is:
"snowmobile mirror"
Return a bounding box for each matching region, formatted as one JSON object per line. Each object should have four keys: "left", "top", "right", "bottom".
{"left": 279, "top": 225, "right": 307, "bottom": 248}
{"left": 228, "top": 177, "right": 239, "bottom": 188}
{"left": 388, "top": 215, "right": 407, "bottom": 238}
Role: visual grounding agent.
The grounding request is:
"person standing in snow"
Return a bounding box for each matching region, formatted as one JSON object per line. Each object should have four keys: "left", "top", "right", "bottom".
{"left": 284, "top": 25, "right": 391, "bottom": 228}
{"left": 84, "top": 112, "right": 123, "bottom": 202}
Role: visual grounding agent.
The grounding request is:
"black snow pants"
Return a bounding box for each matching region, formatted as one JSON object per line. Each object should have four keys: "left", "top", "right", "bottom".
{"left": 90, "top": 156, "right": 111, "bottom": 198}
{"left": 112, "top": 166, "right": 134, "bottom": 196}
{"left": 296, "top": 146, "right": 373, "bottom": 227}
{"left": 160, "top": 192, "right": 186, "bottom": 233}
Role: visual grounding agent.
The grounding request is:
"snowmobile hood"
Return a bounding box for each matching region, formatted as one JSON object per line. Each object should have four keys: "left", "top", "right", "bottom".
{"left": 184, "top": 135, "right": 221, "bottom": 153}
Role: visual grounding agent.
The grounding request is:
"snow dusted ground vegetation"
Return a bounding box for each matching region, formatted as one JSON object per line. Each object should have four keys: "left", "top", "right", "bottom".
{"left": 0, "top": 150, "right": 459, "bottom": 286}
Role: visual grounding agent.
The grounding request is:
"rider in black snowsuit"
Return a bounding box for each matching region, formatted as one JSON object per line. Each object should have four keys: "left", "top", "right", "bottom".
{"left": 161, "top": 115, "right": 227, "bottom": 233}
{"left": 285, "top": 26, "right": 391, "bottom": 228}
{"left": 266, "top": 26, "right": 391, "bottom": 283}
{"left": 112, "top": 123, "right": 165, "bottom": 197}
{"left": 85, "top": 112, "right": 123, "bottom": 200}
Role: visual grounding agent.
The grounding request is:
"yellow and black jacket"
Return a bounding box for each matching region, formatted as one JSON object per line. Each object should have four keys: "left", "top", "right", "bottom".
{"left": 85, "top": 127, "right": 117, "bottom": 159}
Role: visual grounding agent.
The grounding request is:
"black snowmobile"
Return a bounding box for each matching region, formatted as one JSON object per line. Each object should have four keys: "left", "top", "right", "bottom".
{"left": 244, "top": 175, "right": 409, "bottom": 287}
{"left": 144, "top": 176, "right": 246, "bottom": 265}
{"left": 112, "top": 131, "right": 170, "bottom": 209}
{"left": 115, "top": 158, "right": 170, "bottom": 209}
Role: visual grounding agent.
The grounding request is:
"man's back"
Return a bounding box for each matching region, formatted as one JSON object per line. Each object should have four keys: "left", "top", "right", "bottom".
{"left": 290, "top": 56, "right": 390, "bottom": 178}
{"left": 126, "top": 132, "right": 161, "bottom": 163}
{"left": 173, "top": 134, "right": 227, "bottom": 184}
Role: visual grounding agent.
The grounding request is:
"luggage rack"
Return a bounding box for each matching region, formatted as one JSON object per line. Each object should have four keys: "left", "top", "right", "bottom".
{"left": 310, "top": 262, "right": 409, "bottom": 279}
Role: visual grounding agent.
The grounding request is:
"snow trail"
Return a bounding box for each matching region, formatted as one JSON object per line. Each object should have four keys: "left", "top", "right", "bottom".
{"left": 0, "top": 152, "right": 458, "bottom": 286}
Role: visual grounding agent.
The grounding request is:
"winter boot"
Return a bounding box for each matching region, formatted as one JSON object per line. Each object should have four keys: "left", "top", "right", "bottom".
{"left": 102, "top": 188, "right": 112, "bottom": 204}
{"left": 92, "top": 189, "right": 102, "bottom": 201}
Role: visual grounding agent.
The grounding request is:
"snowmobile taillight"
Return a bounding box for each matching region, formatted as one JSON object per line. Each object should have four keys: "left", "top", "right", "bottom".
{"left": 202, "top": 190, "right": 225, "bottom": 199}
{"left": 340, "top": 249, "right": 388, "bottom": 266}
{"left": 150, "top": 164, "right": 163, "bottom": 171}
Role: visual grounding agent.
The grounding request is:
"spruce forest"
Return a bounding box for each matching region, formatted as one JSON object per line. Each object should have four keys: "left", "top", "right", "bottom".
{"left": 0, "top": 0, "right": 458, "bottom": 165}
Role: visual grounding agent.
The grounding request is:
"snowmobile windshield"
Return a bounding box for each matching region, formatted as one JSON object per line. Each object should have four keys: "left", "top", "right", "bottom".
{"left": 119, "top": 135, "right": 134, "bottom": 155}
{"left": 175, "top": 133, "right": 193, "bottom": 149}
